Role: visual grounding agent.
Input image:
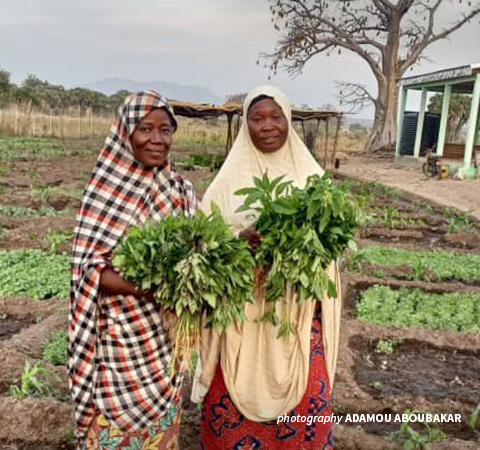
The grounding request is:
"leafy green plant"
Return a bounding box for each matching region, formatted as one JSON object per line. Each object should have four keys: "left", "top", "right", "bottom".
{"left": 32, "top": 185, "right": 59, "bottom": 204}
{"left": 447, "top": 213, "right": 475, "bottom": 233}
{"left": 0, "top": 164, "right": 10, "bottom": 177}
{"left": 0, "top": 137, "right": 70, "bottom": 162}
{"left": 10, "top": 360, "right": 59, "bottom": 399}
{"left": 372, "top": 380, "right": 384, "bottom": 391}
{"left": 46, "top": 229, "right": 74, "bottom": 254}
{"left": 0, "top": 250, "right": 70, "bottom": 299}
{"left": 441, "top": 206, "right": 457, "bottom": 219}
{"left": 375, "top": 337, "right": 403, "bottom": 354}
{"left": 354, "top": 246, "right": 480, "bottom": 282}
{"left": 390, "top": 409, "right": 446, "bottom": 449}
{"left": 113, "top": 206, "right": 254, "bottom": 370}
{"left": 43, "top": 331, "right": 68, "bottom": 366}
{"left": 383, "top": 206, "right": 399, "bottom": 227}
{"left": 470, "top": 403, "right": 480, "bottom": 442}
{"left": 357, "top": 286, "right": 480, "bottom": 332}
{"left": 346, "top": 250, "right": 367, "bottom": 272}
{"left": 236, "top": 173, "right": 365, "bottom": 334}
{"left": 0, "top": 225, "right": 8, "bottom": 238}
{"left": 0, "top": 204, "right": 67, "bottom": 217}
{"left": 176, "top": 153, "right": 225, "bottom": 171}
{"left": 349, "top": 181, "right": 402, "bottom": 202}
{"left": 27, "top": 168, "right": 40, "bottom": 189}
{"left": 411, "top": 260, "right": 428, "bottom": 281}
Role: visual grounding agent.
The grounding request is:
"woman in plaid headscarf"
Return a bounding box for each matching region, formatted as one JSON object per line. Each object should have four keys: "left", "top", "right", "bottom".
{"left": 69, "top": 91, "right": 197, "bottom": 450}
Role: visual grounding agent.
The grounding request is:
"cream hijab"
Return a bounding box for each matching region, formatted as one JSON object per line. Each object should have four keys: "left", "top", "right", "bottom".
{"left": 191, "top": 85, "right": 342, "bottom": 422}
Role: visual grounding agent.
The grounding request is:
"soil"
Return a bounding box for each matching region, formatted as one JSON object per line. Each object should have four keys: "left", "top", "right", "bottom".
{"left": 337, "top": 153, "right": 480, "bottom": 221}
{"left": 0, "top": 315, "right": 34, "bottom": 341}
{"left": 351, "top": 336, "right": 480, "bottom": 406}
{"left": 0, "top": 139, "right": 479, "bottom": 449}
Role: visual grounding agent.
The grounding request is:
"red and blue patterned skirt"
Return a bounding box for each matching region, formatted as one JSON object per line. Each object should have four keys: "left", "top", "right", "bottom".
{"left": 200, "top": 305, "right": 334, "bottom": 449}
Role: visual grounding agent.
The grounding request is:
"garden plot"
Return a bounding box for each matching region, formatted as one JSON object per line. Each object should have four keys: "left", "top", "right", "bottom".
{"left": 0, "top": 137, "right": 479, "bottom": 449}
{"left": 332, "top": 180, "right": 480, "bottom": 449}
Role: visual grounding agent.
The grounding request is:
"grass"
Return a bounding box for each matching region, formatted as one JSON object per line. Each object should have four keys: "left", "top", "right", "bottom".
{"left": 43, "top": 331, "right": 68, "bottom": 366}
{"left": 0, "top": 250, "right": 70, "bottom": 299}
{"left": 10, "top": 359, "right": 60, "bottom": 400}
{"left": 0, "top": 137, "right": 72, "bottom": 161}
{"left": 46, "top": 229, "right": 74, "bottom": 254}
{"left": 175, "top": 153, "right": 225, "bottom": 171}
{"left": 354, "top": 245, "right": 480, "bottom": 282}
{"left": 356, "top": 285, "right": 480, "bottom": 332}
{"left": 0, "top": 204, "right": 68, "bottom": 217}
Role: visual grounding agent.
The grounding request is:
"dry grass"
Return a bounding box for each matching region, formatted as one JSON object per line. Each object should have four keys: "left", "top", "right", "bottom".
{"left": 0, "top": 106, "right": 368, "bottom": 156}
{"left": 0, "top": 105, "right": 112, "bottom": 138}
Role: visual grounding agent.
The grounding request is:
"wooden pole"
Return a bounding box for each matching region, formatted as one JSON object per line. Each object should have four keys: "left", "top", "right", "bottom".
{"left": 225, "top": 113, "right": 233, "bottom": 155}
{"left": 331, "top": 115, "right": 342, "bottom": 170}
{"left": 49, "top": 110, "right": 53, "bottom": 136}
{"left": 14, "top": 103, "right": 19, "bottom": 137}
{"left": 323, "top": 118, "right": 330, "bottom": 169}
{"left": 234, "top": 114, "right": 241, "bottom": 138}
{"left": 78, "top": 106, "right": 81, "bottom": 138}
{"left": 313, "top": 118, "right": 321, "bottom": 157}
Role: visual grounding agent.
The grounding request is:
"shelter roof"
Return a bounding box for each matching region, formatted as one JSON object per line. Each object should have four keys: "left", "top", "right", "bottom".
{"left": 400, "top": 63, "right": 480, "bottom": 93}
{"left": 170, "top": 100, "right": 341, "bottom": 121}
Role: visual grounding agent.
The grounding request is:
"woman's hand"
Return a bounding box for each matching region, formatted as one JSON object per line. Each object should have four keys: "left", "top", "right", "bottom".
{"left": 99, "top": 267, "right": 155, "bottom": 301}
{"left": 239, "top": 224, "right": 262, "bottom": 252}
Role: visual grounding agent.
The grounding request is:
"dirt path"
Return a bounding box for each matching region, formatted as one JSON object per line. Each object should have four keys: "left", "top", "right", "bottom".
{"left": 338, "top": 155, "right": 480, "bottom": 220}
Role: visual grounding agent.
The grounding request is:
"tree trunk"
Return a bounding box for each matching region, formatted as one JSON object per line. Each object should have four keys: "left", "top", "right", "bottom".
{"left": 366, "top": 11, "right": 401, "bottom": 153}
{"left": 366, "top": 77, "right": 399, "bottom": 151}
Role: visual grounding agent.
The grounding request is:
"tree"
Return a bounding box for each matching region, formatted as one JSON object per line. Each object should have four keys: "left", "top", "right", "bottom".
{"left": 108, "top": 89, "right": 132, "bottom": 111}
{"left": 0, "top": 68, "right": 12, "bottom": 107}
{"left": 428, "top": 93, "right": 471, "bottom": 143}
{"left": 225, "top": 92, "right": 248, "bottom": 104}
{"left": 263, "top": 0, "right": 480, "bottom": 151}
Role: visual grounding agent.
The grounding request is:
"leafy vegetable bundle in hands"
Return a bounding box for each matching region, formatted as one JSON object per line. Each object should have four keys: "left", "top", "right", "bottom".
{"left": 235, "top": 173, "right": 364, "bottom": 331}
{"left": 113, "top": 206, "right": 254, "bottom": 370}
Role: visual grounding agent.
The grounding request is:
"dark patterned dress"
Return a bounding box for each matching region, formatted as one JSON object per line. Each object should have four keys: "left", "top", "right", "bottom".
{"left": 199, "top": 304, "right": 334, "bottom": 449}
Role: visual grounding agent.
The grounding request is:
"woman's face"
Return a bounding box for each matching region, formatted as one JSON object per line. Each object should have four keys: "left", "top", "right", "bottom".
{"left": 130, "top": 108, "right": 174, "bottom": 167}
{"left": 247, "top": 98, "right": 289, "bottom": 153}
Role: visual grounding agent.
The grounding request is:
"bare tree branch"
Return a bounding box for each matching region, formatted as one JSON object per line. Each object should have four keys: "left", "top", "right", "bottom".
{"left": 336, "top": 81, "right": 376, "bottom": 114}
{"left": 263, "top": 0, "right": 480, "bottom": 150}
{"left": 400, "top": 2, "right": 480, "bottom": 72}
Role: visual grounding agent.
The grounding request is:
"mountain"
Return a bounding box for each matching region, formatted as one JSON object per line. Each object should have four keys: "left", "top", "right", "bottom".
{"left": 344, "top": 117, "right": 373, "bottom": 129}
{"left": 82, "top": 78, "right": 223, "bottom": 104}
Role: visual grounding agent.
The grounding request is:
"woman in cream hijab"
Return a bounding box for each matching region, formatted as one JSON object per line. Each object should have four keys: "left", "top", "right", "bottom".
{"left": 193, "top": 85, "right": 341, "bottom": 449}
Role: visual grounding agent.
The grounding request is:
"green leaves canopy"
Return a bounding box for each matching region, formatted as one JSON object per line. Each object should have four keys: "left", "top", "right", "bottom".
{"left": 235, "top": 173, "right": 364, "bottom": 326}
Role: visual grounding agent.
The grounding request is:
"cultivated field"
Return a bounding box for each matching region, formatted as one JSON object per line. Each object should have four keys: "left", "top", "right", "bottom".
{"left": 0, "top": 135, "right": 478, "bottom": 449}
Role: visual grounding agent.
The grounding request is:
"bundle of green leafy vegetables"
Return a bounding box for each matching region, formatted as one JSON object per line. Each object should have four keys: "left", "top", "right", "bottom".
{"left": 113, "top": 205, "right": 254, "bottom": 371}
{"left": 235, "top": 173, "right": 364, "bottom": 334}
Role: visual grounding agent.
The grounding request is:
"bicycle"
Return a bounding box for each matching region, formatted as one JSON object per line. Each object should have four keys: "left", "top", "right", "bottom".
{"left": 422, "top": 150, "right": 442, "bottom": 179}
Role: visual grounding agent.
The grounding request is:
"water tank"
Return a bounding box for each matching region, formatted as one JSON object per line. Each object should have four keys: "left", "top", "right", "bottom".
{"left": 398, "top": 112, "right": 441, "bottom": 156}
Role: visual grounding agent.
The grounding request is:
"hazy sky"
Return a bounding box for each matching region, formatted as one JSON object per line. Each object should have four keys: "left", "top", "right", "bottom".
{"left": 1, "top": 0, "right": 479, "bottom": 118}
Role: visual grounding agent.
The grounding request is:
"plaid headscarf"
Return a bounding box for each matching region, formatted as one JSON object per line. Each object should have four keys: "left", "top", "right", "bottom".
{"left": 69, "top": 91, "right": 197, "bottom": 439}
